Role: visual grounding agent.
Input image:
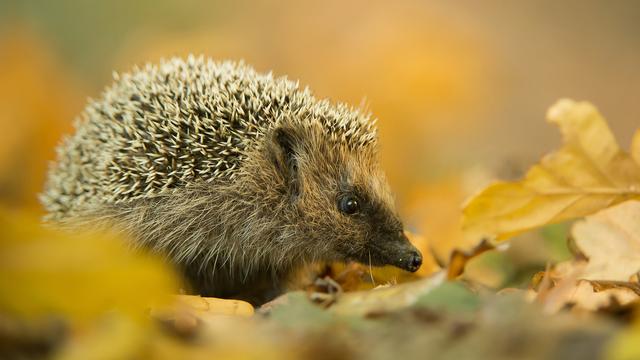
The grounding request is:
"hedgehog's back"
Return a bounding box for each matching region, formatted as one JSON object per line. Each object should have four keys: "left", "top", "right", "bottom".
{"left": 42, "top": 58, "right": 301, "bottom": 218}
{"left": 41, "top": 56, "right": 376, "bottom": 220}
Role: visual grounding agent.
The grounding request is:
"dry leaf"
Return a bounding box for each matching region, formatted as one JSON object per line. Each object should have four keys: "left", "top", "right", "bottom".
{"left": 55, "top": 315, "right": 149, "bottom": 360}
{"left": 608, "top": 324, "right": 640, "bottom": 360}
{"left": 446, "top": 239, "right": 495, "bottom": 280}
{"left": 571, "top": 200, "right": 640, "bottom": 281}
{"left": 528, "top": 201, "right": 640, "bottom": 313}
{"left": 149, "top": 295, "right": 254, "bottom": 337}
{"left": 329, "top": 273, "right": 445, "bottom": 317}
{"left": 175, "top": 295, "right": 254, "bottom": 317}
{"left": 0, "top": 209, "right": 180, "bottom": 323}
{"left": 538, "top": 274, "right": 638, "bottom": 314}
{"left": 299, "top": 232, "right": 441, "bottom": 297}
{"left": 528, "top": 264, "right": 595, "bottom": 314}
{"left": 462, "top": 99, "right": 640, "bottom": 242}
{"left": 0, "top": 209, "right": 184, "bottom": 358}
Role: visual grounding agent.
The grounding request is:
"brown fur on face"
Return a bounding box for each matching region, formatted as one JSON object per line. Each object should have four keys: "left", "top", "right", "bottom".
{"left": 263, "top": 123, "right": 420, "bottom": 270}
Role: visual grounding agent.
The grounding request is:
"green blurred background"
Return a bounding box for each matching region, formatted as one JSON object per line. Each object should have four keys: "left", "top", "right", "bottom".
{"left": 0, "top": 0, "right": 638, "bottom": 264}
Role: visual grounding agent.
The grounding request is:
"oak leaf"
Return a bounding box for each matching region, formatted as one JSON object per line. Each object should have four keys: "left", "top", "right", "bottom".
{"left": 463, "top": 99, "right": 640, "bottom": 241}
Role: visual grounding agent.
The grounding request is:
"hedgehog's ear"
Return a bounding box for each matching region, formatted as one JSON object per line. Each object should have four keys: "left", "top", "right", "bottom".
{"left": 270, "top": 126, "right": 300, "bottom": 199}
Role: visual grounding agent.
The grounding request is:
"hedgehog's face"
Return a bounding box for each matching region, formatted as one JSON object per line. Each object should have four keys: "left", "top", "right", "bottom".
{"left": 327, "top": 177, "right": 423, "bottom": 273}
{"left": 269, "top": 126, "right": 422, "bottom": 273}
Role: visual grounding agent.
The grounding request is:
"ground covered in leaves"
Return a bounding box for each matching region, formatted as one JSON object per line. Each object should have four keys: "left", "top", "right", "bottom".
{"left": 2, "top": 99, "right": 640, "bottom": 359}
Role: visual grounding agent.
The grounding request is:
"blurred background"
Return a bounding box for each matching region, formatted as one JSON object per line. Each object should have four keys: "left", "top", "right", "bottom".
{"left": 0, "top": 0, "right": 638, "bottom": 271}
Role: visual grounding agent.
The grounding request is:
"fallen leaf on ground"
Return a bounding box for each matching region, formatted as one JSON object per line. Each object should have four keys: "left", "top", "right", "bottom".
{"left": 329, "top": 272, "right": 445, "bottom": 317}
{"left": 607, "top": 323, "right": 640, "bottom": 360}
{"left": 462, "top": 99, "right": 640, "bottom": 242}
{"left": 0, "top": 209, "right": 181, "bottom": 358}
{"left": 0, "top": 209, "right": 179, "bottom": 322}
{"left": 540, "top": 279, "right": 638, "bottom": 314}
{"left": 150, "top": 295, "right": 253, "bottom": 337}
{"left": 446, "top": 239, "right": 495, "bottom": 279}
{"left": 173, "top": 295, "right": 254, "bottom": 317}
{"left": 414, "top": 281, "right": 480, "bottom": 312}
{"left": 299, "top": 232, "right": 440, "bottom": 299}
{"left": 571, "top": 200, "right": 640, "bottom": 281}
{"left": 527, "top": 201, "right": 640, "bottom": 313}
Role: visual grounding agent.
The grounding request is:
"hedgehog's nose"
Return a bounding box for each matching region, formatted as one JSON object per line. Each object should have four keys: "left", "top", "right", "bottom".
{"left": 407, "top": 250, "right": 422, "bottom": 273}
{"left": 393, "top": 230, "right": 422, "bottom": 272}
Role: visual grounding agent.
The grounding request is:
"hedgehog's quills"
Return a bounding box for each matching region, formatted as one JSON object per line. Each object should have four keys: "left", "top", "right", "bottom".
{"left": 41, "top": 56, "right": 422, "bottom": 305}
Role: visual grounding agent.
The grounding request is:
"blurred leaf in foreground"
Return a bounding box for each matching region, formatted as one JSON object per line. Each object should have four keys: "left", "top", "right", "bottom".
{"left": 150, "top": 295, "right": 253, "bottom": 338}
{"left": 414, "top": 281, "right": 480, "bottom": 313}
{"left": 608, "top": 324, "right": 640, "bottom": 360}
{"left": 266, "top": 282, "right": 614, "bottom": 360}
{"left": 0, "top": 209, "right": 180, "bottom": 321}
{"left": 328, "top": 274, "right": 445, "bottom": 317}
{"left": 0, "top": 209, "right": 180, "bottom": 358}
{"left": 462, "top": 99, "right": 640, "bottom": 242}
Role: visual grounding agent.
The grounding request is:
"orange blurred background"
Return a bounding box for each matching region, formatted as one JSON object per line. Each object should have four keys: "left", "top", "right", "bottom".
{"left": 1, "top": 0, "right": 638, "bottom": 260}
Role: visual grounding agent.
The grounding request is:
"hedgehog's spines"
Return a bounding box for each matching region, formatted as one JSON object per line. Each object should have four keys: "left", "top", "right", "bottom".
{"left": 41, "top": 56, "right": 390, "bottom": 303}
{"left": 44, "top": 56, "right": 375, "bottom": 213}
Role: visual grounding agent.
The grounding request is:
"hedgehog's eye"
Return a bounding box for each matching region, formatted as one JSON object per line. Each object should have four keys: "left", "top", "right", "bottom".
{"left": 338, "top": 195, "right": 360, "bottom": 215}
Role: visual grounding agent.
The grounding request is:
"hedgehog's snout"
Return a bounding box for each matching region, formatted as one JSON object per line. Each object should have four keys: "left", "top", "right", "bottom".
{"left": 373, "top": 230, "right": 422, "bottom": 273}
{"left": 398, "top": 230, "right": 423, "bottom": 272}
{"left": 404, "top": 250, "right": 423, "bottom": 273}
{"left": 394, "top": 245, "right": 422, "bottom": 273}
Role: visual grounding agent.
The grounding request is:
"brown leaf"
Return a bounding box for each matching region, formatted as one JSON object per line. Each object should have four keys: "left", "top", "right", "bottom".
{"left": 446, "top": 239, "right": 495, "bottom": 280}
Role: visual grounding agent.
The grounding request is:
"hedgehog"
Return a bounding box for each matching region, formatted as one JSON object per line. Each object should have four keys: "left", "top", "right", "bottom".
{"left": 41, "top": 56, "right": 422, "bottom": 305}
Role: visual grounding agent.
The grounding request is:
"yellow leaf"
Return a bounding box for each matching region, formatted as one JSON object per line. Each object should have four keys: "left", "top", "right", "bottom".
{"left": 462, "top": 99, "right": 640, "bottom": 241}
{"left": 175, "top": 295, "right": 254, "bottom": 317}
{"left": 0, "top": 209, "right": 180, "bottom": 323}
{"left": 608, "top": 325, "right": 640, "bottom": 360}
{"left": 56, "top": 315, "right": 149, "bottom": 360}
